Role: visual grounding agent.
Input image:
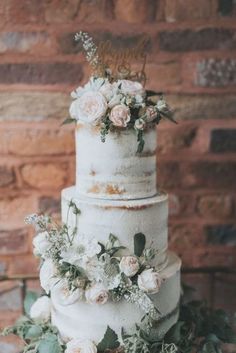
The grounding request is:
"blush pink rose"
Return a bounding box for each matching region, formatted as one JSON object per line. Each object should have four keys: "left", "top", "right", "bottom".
{"left": 146, "top": 106, "right": 157, "bottom": 122}
{"left": 85, "top": 283, "right": 109, "bottom": 305}
{"left": 109, "top": 104, "right": 131, "bottom": 127}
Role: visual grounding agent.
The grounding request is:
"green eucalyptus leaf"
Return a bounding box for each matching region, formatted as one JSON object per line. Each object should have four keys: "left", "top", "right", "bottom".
{"left": 165, "top": 321, "right": 185, "bottom": 344}
{"left": 37, "top": 333, "right": 62, "bottom": 353}
{"left": 24, "top": 292, "right": 39, "bottom": 316}
{"left": 134, "top": 233, "right": 146, "bottom": 257}
{"left": 201, "top": 341, "right": 218, "bottom": 353}
{"left": 146, "top": 90, "right": 163, "bottom": 97}
{"left": 61, "top": 118, "right": 76, "bottom": 126}
{"left": 25, "top": 325, "right": 43, "bottom": 340}
{"left": 97, "top": 326, "right": 120, "bottom": 352}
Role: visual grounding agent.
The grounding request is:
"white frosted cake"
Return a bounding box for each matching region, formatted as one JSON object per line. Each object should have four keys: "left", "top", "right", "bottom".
{"left": 23, "top": 32, "right": 181, "bottom": 353}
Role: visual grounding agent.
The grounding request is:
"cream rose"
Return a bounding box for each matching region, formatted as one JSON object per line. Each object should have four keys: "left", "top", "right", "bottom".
{"left": 53, "top": 279, "right": 83, "bottom": 306}
{"left": 137, "top": 269, "right": 162, "bottom": 294}
{"left": 119, "top": 79, "right": 144, "bottom": 96}
{"left": 85, "top": 283, "right": 109, "bottom": 305}
{"left": 65, "top": 338, "right": 97, "bottom": 353}
{"left": 30, "top": 296, "right": 51, "bottom": 323}
{"left": 33, "top": 231, "right": 50, "bottom": 258}
{"left": 119, "top": 256, "right": 139, "bottom": 277}
{"left": 70, "top": 91, "right": 107, "bottom": 124}
{"left": 109, "top": 104, "right": 131, "bottom": 127}
{"left": 146, "top": 106, "right": 157, "bottom": 122}
{"left": 39, "top": 259, "right": 57, "bottom": 294}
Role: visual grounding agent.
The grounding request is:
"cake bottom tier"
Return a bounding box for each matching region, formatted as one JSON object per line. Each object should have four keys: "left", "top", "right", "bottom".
{"left": 51, "top": 252, "right": 181, "bottom": 344}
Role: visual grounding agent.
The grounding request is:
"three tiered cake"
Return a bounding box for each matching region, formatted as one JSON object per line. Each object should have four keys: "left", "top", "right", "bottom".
{"left": 6, "top": 33, "right": 182, "bottom": 353}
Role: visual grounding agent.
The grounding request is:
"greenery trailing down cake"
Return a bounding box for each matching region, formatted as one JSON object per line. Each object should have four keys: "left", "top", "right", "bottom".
{"left": 2, "top": 32, "right": 236, "bottom": 353}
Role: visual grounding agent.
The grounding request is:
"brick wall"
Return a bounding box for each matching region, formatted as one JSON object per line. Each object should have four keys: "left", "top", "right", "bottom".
{"left": 0, "top": 0, "right": 236, "bottom": 351}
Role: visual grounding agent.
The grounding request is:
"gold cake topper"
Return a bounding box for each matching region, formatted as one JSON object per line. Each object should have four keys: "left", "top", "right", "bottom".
{"left": 75, "top": 32, "right": 148, "bottom": 86}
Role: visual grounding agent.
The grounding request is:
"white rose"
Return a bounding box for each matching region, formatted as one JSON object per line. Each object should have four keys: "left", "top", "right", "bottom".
{"left": 109, "top": 104, "right": 131, "bottom": 127}
{"left": 85, "top": 283, "right": 109, "bottom": 305}
{"left": 146, "top": 106, "right": 157, "bottom": 122}
{"left": 53, "top": 279, "right": 83, "bottom": 306}
{"left": 33, "top": 231, "right": 50, "bottom": 258}
{"left": 119, "top": 256, "right": 139, "bottom": 277}
{"left": 119, "top": 79, "right": 144, "bottom": 96}
{"left": 65, "top": 338, "right": 97, "bottom": 353}
{"left": 137, "top": 269, "right": 162, "bottom": 294}
{"left": 135, "top": 118, "right": 146, "bottom": 130}
{"left": 40, "top": 259, "right": 57, "bottom": 294}
{"left": 70, "top": 91, "right": 107, "bottom": 124}
{"left": 30, "top": 296, "right": 51, "bottom": 323}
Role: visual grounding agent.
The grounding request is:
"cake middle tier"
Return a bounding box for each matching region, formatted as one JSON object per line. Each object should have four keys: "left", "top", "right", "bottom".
{"left": 75, "top": 122, "right": 157, "bottom": 200}
{"left": 62, "top": 186, "right": 168, "bottom": 268}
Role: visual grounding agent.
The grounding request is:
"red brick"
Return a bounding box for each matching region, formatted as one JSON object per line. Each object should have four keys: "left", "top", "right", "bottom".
{"left": 157, "top": 124, "right": 198, "bottom": 155}
{"left": 0, "top": 166, "right": 15, "bottom": 187}
{"left": 39, "top": 195, "right": 61, "bottom": 215}
{"left": 6, "top": 0, "right": 44, "bottom": 24}
{"left": 114, "top": 0, "right": 156, "bottom": 23}
{"left": 169, "top": 223, "right": 205, "bottom": 252}
{"left": 21, "top": 163, "right": 68, "bottom": 190}
{"left": 205, "top": 224, "right": 236, "bottom": 245}
{"left": 182, "top": 161, "right": 236, "bottom": 189}
{"left": 158, "top": 161, "right": 181, "bottom": 189}
{"left": 8, "top": 255, "right": 39, "bottom": 277}
{"left": 0, "top": 63, "right": 83, "bottom": 85}
{"left": 45, "top": 0, "right": 113, "bottom": 23}
{"left": 159, "top": 28, "right": 236, "bottom": 52}
{"left": 26, "top": 279, "right": 41, "bottom": 294}
{"left": 58, "top": 31, "right": 151, "bottom": 55}
{"left": 165, "top": 0, "right": 217, "bottom": 22}
{"left": 0, "top": 31, "right": 55, "bottom": 55}
{"left": 167, "top": 94, "right": 236, "bottom": 120}
{"left": 0, "top": 195, "right": 38, "bottom": 230}
{"left": 0, "top": 312, "right": 22, "bottom": 330}
{"left": 181, "top": 247, "right": 236, "bottom": 268}
{"left": 145, "top": 62, "right": 181, "bottom": 90}
{"left": 0, "top": 260, "right": 7, "bottom": 276}
{"left": 0, "top": 92, "right": 70, "bottom": 122}
{"left": 197, "top": 195, "right": 233, "bottom": 218}
{"left": 44, "top": 0, "right": 80, "bottom": 23}
{"left": 0, "top": 126, "right": 74, "bottom": 156}
{"left": 0, "top": 229, "right": 29, "bottom": 255}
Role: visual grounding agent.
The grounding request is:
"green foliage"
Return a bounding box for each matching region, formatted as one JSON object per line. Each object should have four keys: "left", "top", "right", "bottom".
{"left": 24, "top": 291, "right": 39, "bottom": 316}
{"left": 97, "top": 326, "right": 120, "bottom": 352}
{"left": 134, "top": 233, "right": 146, "bottom": 257}
{"left": 136, "top": 129, "right": 145, "bottom": 153}
{"left": 61, "top": 118, "right": 77, "bottom": 126}
{"left": 38, "top": 333, "right": 62, "bottom": 353}
{"left": 146, "top": 90, "right": 163, "bottom": 97}
{"left": 100, "top": 116, "right": 111, "bottom": 143}
{"left": 101, "top": 233, "right": 126, "bottom": 257}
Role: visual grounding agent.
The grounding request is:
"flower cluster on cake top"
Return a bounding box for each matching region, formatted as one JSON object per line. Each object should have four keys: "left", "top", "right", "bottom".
{"left": 64, "top": 32, "right": 176, "bottom": 153}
